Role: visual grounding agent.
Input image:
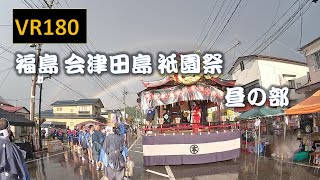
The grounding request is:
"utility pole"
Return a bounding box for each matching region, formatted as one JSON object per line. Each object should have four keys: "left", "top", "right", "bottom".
{"left": 123, "top": 89, "right": 128, "bottom": 122}
{"left": 38, "top": 83, "right": 43, "bottom": 149}
{"left": 29, "top": 43, "right": 41, "bottom": 150}
{"left": 29, "top": 0, "right": 55, "bottom": 151}
{"left": 37, "top": 75, "right": 50, "bottom": 150}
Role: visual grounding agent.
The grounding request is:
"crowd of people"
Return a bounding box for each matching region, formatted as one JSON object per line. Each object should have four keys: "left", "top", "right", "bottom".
{"left": 65, "top": 123, "right": 132, "bottom": 180}
{"left": 0, "top": 118, "right": 134, "bottom": 180}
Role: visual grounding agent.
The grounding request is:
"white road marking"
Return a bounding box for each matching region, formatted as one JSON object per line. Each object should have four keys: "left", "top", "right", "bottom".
{"left": 287, "top": 161, "right": 320, "bottom": 168}
{"left": 165, "top": 165, "right": 176, "bottom": 180}
{"left": 134, "top": 146, "right": 143, "bottom": 149}
{"left": 26, "top": 150, "right": 70, "bottom": 164}
{"left": 128, "top": 136, "right": 140, "bottom": 151}
{"left": 129, "top": 150, "right": 143, "bottom": 154}
{"left": 146, "top": 169, "right": 170, "bottom": 178}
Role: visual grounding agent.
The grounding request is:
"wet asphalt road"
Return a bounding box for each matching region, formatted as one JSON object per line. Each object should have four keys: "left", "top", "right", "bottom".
{"left": 26, "top": 135, "right": 320, "bottom": 180}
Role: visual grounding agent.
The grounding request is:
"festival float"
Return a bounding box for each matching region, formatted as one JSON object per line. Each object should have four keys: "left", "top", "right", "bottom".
{"left": 137, "top": 72, "right": 241, "bottom": 166}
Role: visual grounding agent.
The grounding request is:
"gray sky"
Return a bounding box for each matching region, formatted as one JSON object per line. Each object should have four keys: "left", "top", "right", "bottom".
{"left": 0, "top": 0, "right": 319, "bottom": 110}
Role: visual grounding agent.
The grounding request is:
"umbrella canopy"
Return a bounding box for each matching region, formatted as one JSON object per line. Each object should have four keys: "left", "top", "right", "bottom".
{"left": 285, "top": 90, "right": 320, "bottom": 115}
{"left": 239, "top": 106, "right": 284, "bottom": 120}
{"left": 75, "top": 121, "right": 106, "bottom": 128}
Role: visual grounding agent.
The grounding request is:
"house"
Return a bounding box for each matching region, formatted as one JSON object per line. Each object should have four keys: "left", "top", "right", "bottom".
{"left": 0, "top": 98, "right": 32, "bottom": 139}
{"left": 0, "top": 106, "right": 30, "bottom": 119}
{"left": 296, "top": 37, "right": 320, "bottom": 97}
{"left": 227, "top": 55, "right": 309, "bottom": 111}
{"left": 41, "top": 98, "right": 106, "bottom": 129}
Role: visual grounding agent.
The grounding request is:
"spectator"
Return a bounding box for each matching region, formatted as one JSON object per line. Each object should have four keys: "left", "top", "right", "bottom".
{"left": 87, "top": 125, "right": 94, "bottom": 163}
{"left": 57, "top": 128, "right": 64, "bottom": 143}
{"left": 92, "top": 125, "right": 104, "bottom": 171}
{"left": 0, "top": 118, "right": 30, "bottom": 180}
{"left": 78, "top": 125, "right": 88, "bottom": 161}
{"left": 72, "top": 127, "right": 79, "bottom": 151}
{"left": 102, "top": 126, "right": 125, "bottom": 180}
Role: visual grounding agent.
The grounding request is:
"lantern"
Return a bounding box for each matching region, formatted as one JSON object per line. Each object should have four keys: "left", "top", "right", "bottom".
{"left": 175, "top": 117, "right": 181, "bottom": 124}
{"left": 158, "top": 118, "right": 164, "bottom": 125}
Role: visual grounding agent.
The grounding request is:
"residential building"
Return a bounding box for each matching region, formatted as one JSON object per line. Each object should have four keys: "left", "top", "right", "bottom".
{"left": 0, "top": 106, "right": 30, "bottom": 119}
{"left": 227, "top": 55, "right": 309, "bottom": 111}
{"left": 296, "top": 37, "right": 320, "bottom": 97}
{"left": 0, "top": 98, "right": 32, "bottom": 139}
{"left": 42, "top": 98, "right": 106, "bottom": 129}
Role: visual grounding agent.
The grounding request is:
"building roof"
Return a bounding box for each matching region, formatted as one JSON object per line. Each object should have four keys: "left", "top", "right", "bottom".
{"left": 0, "top": 106, "right": 30, "bottom": 113}
{"left": 300, "top": 36, "right": 320, "bottom": 51}
{"left": 40, "top": 110, "right": 54, "bottom": 117}
{"left": 101, "top": 109, "right": 122, "bottom": 115}
{"left": 0, "top": 109, "right": 35, "bottom": 127}
{"left": 50, "top": 98, "right": 104, "bottom": 108}
{"left": 228, "top": 55, "right": 307, "bottom": 74}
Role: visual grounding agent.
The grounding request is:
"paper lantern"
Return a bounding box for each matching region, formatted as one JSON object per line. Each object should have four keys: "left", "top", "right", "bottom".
{"left": 160, "top": 93, "right": 168, "bottom": 101}
{"left": 158, "top": 118, "right": 164, "bottom": 125}
{"left": 154, "top": 93, "right": 160, "bottom": 100}
{"left": 175, "top": 90, "right": 181, "bottom": 97}
{"left": 175, "top": 117, "right": 181, "bottom": 124}
{"left": 204, "top": 88, "right": 211, "bottom": 96}
{"left": 197, "top": 85, "right": 204, "bottom": 93}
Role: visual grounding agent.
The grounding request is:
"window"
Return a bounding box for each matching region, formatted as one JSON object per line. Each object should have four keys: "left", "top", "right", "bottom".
{"left": 312, "top": 50, "right": 320, "bottom": 70}
{"left": 70, "top": 109, "right": 74, "bottom": 113}
{"left": 80, "top": 106, "right": 88, "bottom": 111}
{"left": 240, "top": 61, "right": 245, "bottom": 71}
{"left": 56, "top": 107, "right": 62, "bottom": 111}
{"left": 296, "top": 83, "right": 301, "bottom": 88}
{"left": 288, "top": 80, "right": 295, "bottom": 89}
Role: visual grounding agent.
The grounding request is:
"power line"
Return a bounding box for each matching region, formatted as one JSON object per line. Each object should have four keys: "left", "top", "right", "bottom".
{"left": 51, "top": 77, "right": 88, "bottom": 98}
{"left": 0, "top": 67, "right": 13, "bottom": 88}
{"left": 198, "top": 0, "right": 227, "bottom": 51}
{"left": 232, "top": 0, "right": 312, "bottom": 80}
{"left": 21, "top": 0, "right": 32, "bottom": 8}
{"left": 0, "top": 66, "right": 14, "bottom": 74}
{"left": 208, "top": 0, "right": 243, "bottom": 51}
{"left": 223, "top": 0, "right": 302, "bottom": 75}
{"left": 28, "top": 0, "right": 40, "bottom": 8}
{"left": 203, "top": 0, "right": 232, "bottom": 50}
{"left": 242, "top": 0, "right": 300, "bottom": 55}
{"left": 298, "top": 0, "right": 304, "bottom": 48}
{"left": 192, "top": 0, "right": 219, "bottom": 51}
{"left": 213, "top": 0, "right": 248, "bottom": 50}
{"left": 263, "top": 0, "right": 281, "bottom": 43}
{"left": 63, "top": 0, "right": 69, "bottom": 7}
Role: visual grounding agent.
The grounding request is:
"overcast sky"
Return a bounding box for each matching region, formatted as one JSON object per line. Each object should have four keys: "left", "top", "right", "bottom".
{"left": 0, "top": 0, "right": 319, "bottom": 110}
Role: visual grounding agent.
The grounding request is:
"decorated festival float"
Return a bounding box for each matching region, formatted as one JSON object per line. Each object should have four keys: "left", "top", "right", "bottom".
{"left": 137, "top": 72, "right": 241, "bottom": 166}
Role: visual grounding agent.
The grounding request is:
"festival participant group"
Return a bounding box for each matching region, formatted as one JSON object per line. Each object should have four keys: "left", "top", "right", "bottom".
{"left": 65, "top": 123, "right": 131, "bottom": 180}
{"left": 0, "top": 118, "right": 133, "bottom": 180}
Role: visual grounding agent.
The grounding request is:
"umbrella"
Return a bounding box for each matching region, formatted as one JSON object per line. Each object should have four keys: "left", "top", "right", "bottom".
{"left": 75, "top": 121, "right": 107, "bottom": 128}
{"left": 239, "top": 106, "right": 284, "bottom": 120}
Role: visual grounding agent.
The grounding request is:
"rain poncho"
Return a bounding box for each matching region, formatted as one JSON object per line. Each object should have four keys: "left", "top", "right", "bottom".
{"left": 0, "top": 137, "right": 30, "bottom": 180}
{"left": 102, "top": 134, "right": 125, "bottom": 171}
